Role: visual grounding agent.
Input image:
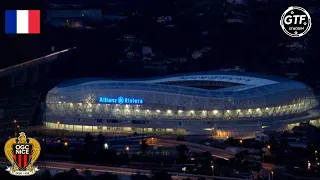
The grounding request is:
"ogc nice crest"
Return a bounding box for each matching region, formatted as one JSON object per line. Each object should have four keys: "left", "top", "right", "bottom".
{"left": 4, "top": 132, "right": 41, "bottom": 176}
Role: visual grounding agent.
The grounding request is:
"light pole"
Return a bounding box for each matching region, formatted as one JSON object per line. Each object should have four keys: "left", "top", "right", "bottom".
{"left": 64, "top": 141, "right": 70, "bottom": 161}
{"left": 56, "top": 121, "right": 60, "bottom": 136}
{"left": 211, "top": 164, "right": 214, "bottom": 179}
{"left": 264, "top": 145, "right": 271, "bottom": 163}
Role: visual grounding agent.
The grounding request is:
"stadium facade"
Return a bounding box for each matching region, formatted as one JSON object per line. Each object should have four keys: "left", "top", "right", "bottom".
{"left": 44, "top": 71, "right": 319, "bottom": 137}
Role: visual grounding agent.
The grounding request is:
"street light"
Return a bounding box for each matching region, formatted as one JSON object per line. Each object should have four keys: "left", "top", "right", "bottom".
{"left": 64, "top": 141, "right": 68, "bottom": 146}
{"left": 211, "top": 164, "right": 214, "bottom": 177}
{"left": 240, "top": 140, "right": 243, "bottom": 147}
{"left": 271, "top": 171, "right": 274, "bottom": 180}
{"left": 126, "top": 146, "right": 130, "bottom": 151}
{"left": 13, "top": 119, "right": 17, "bottom": 124}
{"left": 267, "top": 145, "right": 271, "bottom": 149}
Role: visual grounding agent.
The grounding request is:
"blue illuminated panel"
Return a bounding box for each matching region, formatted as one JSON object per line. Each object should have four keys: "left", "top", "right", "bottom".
{"left": 98, "top": 96, "right": 144, "bottom": 104}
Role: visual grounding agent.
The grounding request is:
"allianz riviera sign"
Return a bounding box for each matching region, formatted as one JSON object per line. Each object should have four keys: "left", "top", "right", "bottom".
{"left": 98, "top": 96, "right": 144, "bottom": 104}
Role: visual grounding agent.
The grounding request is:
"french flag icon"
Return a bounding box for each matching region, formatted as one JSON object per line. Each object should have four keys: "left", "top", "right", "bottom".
{"left": 5, "top": 10, "right": 40, "bottom": 34}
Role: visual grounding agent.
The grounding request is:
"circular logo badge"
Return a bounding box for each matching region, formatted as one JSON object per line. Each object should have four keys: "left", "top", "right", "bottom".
{"left": 280, "top": 6, "right": 312, "bottom": 37}
{"left": 117, "top": 96, "right": 124, "bottom": 104}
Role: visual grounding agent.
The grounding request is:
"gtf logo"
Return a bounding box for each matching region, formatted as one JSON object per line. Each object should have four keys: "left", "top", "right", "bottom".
{"left": 280, "top": 6, "right": 312, "bottom": 37}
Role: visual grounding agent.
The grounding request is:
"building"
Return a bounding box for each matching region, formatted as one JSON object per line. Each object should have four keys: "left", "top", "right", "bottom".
{"left": 44, "top": 9, "right": 103, "bottom": 28}
{"left": 44, "top": 71, "right": 318, "bottom": 137}
{"left": 255, "top": 133, "right": 269, "bottom": 142}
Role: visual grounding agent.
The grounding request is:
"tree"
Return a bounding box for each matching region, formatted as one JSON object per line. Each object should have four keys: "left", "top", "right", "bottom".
{"left": 151, "top": 171, "right": 172, "bottom": 180}
{"left": 196, "top": 151, "right": 214, "bottom": 175}
{"left": 199, "top": 151, "right": 213, "bottom": 165}
{"left": 176, "top": 135, "right": 185, "bottom": 141}
{"left": 96, "top": 132, "right": 106, "bottom": 149}
{"left": 84, "top": 133, "right": 94, "bottom": 145}
{"left": 93, "top": 173, "right": 119, "bottom": 180}
{"left": 176, "top": 144, "right": 189, "bottom": 162}
{"left": 140, "top": 138, "right": 149, "bottom": 153}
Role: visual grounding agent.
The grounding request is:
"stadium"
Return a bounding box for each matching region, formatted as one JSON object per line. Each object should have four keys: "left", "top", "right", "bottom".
{"left": 44, "top": 71, "right": 319, "bottom": 137}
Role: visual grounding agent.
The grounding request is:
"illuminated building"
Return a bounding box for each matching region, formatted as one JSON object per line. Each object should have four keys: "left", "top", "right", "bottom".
{"left": 44, "top": 71, "right": 318, "bottom": 137}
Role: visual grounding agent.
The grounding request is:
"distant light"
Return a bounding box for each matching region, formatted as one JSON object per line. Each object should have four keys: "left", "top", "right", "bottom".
{"left": 104, "top": 143, "right": 109, "bottom": 149}
{"left": 64, "top": 142, "right": 68, "bottom": 146}
{"left": 126, "top": 146, "right": 130, "bottom": 151}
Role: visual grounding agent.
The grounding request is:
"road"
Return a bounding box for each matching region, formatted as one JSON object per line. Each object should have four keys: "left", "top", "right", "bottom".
{"left": 0, "top": 159, "right": 247, "bottom": 180}
{"left": 156, "top": 139, "right": 233, "bottom": 160}
{"left": 0, "top": 47, "right": 75, "bottom": 78}
{"left": 261, "top": 163, "right": 285, "bottom": 171}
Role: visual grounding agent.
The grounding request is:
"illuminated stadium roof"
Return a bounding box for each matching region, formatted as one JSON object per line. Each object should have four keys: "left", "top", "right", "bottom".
{"left": 50, "top": 71, "right": 311, "bottom": 99}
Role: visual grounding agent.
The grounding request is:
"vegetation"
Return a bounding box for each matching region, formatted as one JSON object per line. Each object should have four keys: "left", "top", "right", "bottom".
{"left": 176, "top": 135, "right": 185, "bottom": 141}
{"left": 0, "top": 168, "right": 175, "bottom": 180}
{"left": 176, "top": 144, "right": 189, "bottom": 163}
{"left": 2, "top": 132, "right": 267, "bottom": 179}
